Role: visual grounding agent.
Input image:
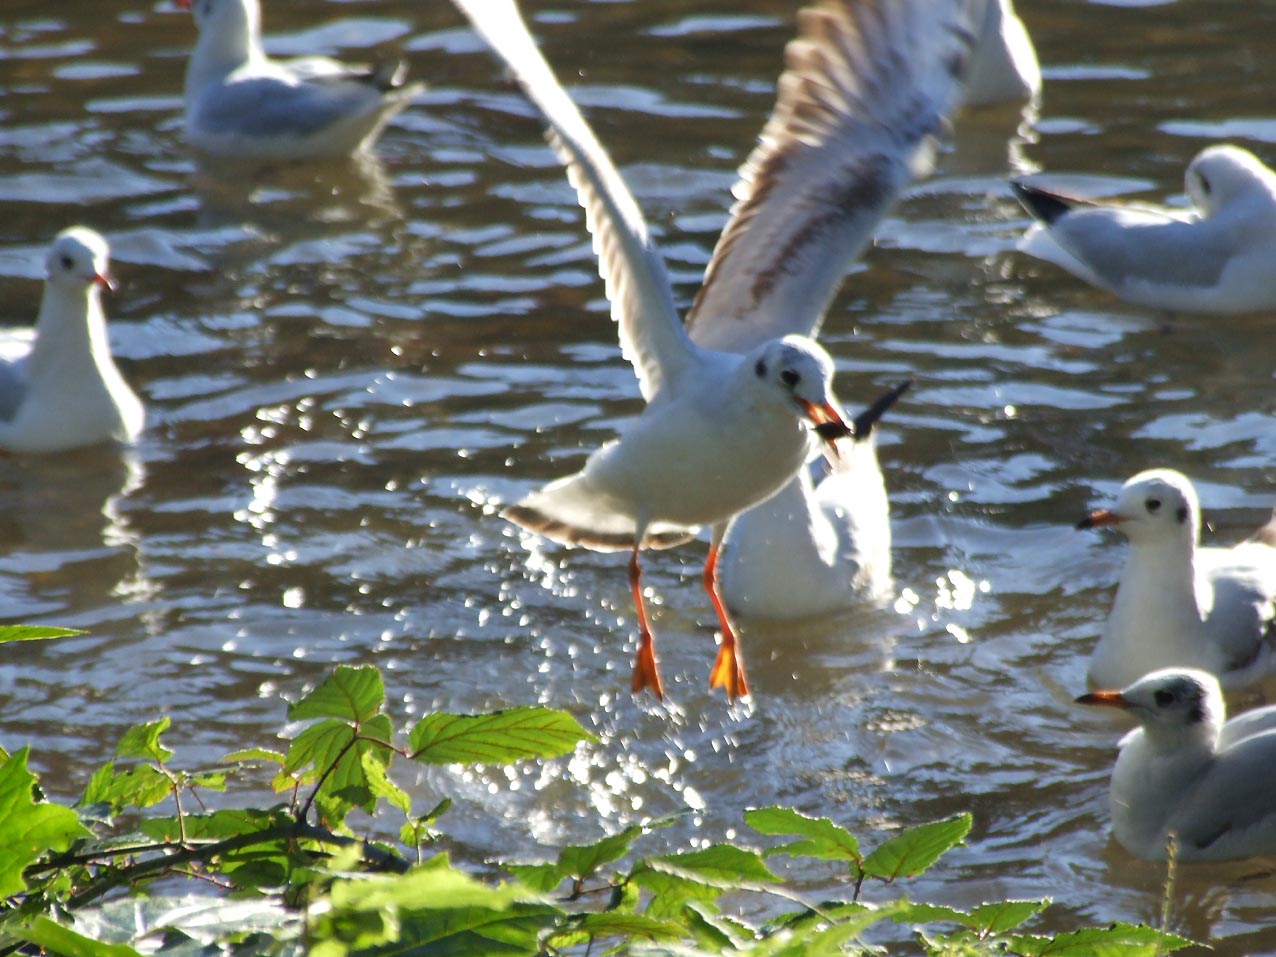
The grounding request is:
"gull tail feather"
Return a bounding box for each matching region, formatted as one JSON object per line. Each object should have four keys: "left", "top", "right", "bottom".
{"left": 503, "top": 476, "right": 697, "bottom": 552}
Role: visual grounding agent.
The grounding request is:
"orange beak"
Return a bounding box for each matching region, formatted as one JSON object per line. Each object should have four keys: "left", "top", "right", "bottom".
{"left": 1076, "top": 508, "right": 1126, "bottom": 531}
{"left": 94, "top": 271, "right": 115, "bottom": 292}
{"left": 799, "top": 398, "right": 853, "bottom": 443}
{"left": 1075, "top": 690, "right": 1131, "bottom": 710}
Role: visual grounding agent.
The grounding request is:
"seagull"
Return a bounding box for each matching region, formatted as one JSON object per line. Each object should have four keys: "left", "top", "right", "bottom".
{"left": 0, "top": 227, "right": 144, "bottom": 454}
{"left": 964, "top": 0, "right": 1040, "bottom": 107}
{"left": 453, "top": 0, "right": 871, "bottom": 701}
{"left": 718, "top": 380, "right": 910, "bottom": 619}
{"left": 178, "top": 0, "right": 424, "bottom": 161}
{"left": 1012, "top": 145, "right": 1276, "bottom": 314}
{"left": 1078, "top": 468, "right": 1276, "bottom": 691}
{"left": 672, "top": 0, "right": 975, "bottom": 619}
{"left": 1078, "top": 668, "right": 1276, "bottom": 862}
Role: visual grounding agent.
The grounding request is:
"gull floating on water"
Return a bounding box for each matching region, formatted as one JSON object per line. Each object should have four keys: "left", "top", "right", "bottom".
{"left": 454, "top": 0, "right": 861, "bottom": 701}
{"left": 1013, "top": 145, "right": 1276, "bottom": 314}
{"left": 1078, "top": 468, "right": 1276, "bottom": 691}
{"left": 672, "top": 0, "right": 975, "bottom": 619}
{"left": 1078, "top": 668, "right": 1276, "bottom": 862}
{"left": 0, "top": 228, "right": 144, "bottom": 453}
{"left": 964, "top": 0, "right": 1040, "bottom": 107}
{"left": 179, "top": 0, "right": 424, "bottom": 161}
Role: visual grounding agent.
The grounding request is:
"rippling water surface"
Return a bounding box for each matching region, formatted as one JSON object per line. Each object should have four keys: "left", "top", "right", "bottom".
{"left": 2, "top": 0, "right": 1276, "bottom": 951}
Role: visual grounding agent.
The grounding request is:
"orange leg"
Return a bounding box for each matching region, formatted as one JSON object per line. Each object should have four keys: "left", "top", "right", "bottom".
{"left": 628, "top": 544, "right": 664, "bottom": 699}
{"left": 704, "top": 545, "right": 750, "bottom": 700}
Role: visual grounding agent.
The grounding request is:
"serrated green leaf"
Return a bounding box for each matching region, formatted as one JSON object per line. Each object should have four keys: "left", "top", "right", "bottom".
{"left": 653, "top": 843, "right": 778, "bottom": 885}
{"left": 967, "top": 898, "right": 1051, "bottom": 934}
{"left": 1007, "top": 923, "right": 1194, "bottom": 956}
{"left": 745, "top": 806, "right": 862, "bottom": 865}
{"left": 889, "top": 901, "right": 972, "bottom": 927}
{"left": 361, "top": 748, "right": 410, "bottom": 815}
{"left": 631, "top": 864, "right": 727, "bottom": 920}
{"left": 11, "top": 916, "right": 141, "bottom": 957}
{"left": 139, "top": 807, "right": 285, "bottom": 842}
{"left": 81, "top": 762, "right": 172, "bottom": 811}
{"left": 504, "top": 862, "right": 566, "bottom": 894}
{"left": 0, "top": 625, "right": 83, "bottom": 643}
{"left": 862, "top": 813, "right": 971, "bottom": 881}
{"left": 557, "top": 824, "right": 642, "bottom": 880}
{"left": 754, "top": 899, "right": 902, "bottom": 957}
{"left": 115, "top": 718, "right": 174, "bottom": 763}
{"left": 409, "top": 706, "right": 594, "bottom": 765}
{"left": 289, "top": 665, "right": 384, "bottom": 724}
{"left": 222, "top": 747, "right": 286, "bottom": 766}
{"left": 548, "top": 911, "right": 684, "bottom": 949}
{"left": 0, "top": 748, "right": 91, "bottom": 897}
{"left": 388, "top": 903, "right": 561, "bottom": 956}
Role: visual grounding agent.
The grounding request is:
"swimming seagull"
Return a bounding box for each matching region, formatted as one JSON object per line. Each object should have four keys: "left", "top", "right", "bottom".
{"left": 453, "top": 0, "right": 859, "bottom": 701}
{"left": 1078, "top": 468, "right": 1276, "bottom": 691}
{"left": 0, "top": 228, "right": 145, "bottom": 453}
{"left": 676, "top": 0, "right": 976, "bottom": 618}
{"left": 178, "top": 0, "right": 424, "bottom": 161}
{"left": 1012, "top": 145, "right": 1276, "bottom": 314}
{"left": 1078, "top": 668, "right": 1276, "bottom": 862}
{"left": 964, "top": 0, "right": 1040, "bottom": 107}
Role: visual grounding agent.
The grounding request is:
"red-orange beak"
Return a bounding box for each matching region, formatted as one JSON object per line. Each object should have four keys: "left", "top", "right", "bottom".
{"left": 1075, "top": 690, "right": 1130, "bottom": 709}
{"left": 94, "top": 271, "right": 116, "bottom": 292}
{"left": 1076, "top": 508, "right": 1126, "bottom": 531}
{"left": 799, "top": 398, "right": 852, "bottom": 442}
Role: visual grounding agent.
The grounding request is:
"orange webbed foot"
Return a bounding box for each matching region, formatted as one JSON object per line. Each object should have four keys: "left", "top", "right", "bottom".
{"left": 708, "top": 644, "right": 750, "bottom": 701}
{"left": 632, "top": 637, "right": 665, "bottom": 700}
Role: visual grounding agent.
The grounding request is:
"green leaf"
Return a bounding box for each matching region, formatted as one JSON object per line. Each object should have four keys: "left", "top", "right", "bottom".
{"left": 409, "top": 706, "right": 594, "bottom": 765}
{"left": 222, "top": 747, "right": 286, "bottom": 766}
{"left": 862, "top": 813, "right": 972, "bottom": 881}
{"left": 557, "top": 824, "right": 642, "bottom": 880}
{"left": 139, "top": 807, "right": 286, "bottom": 842}
{"left": 284, "top": 713, "right": 395, "bottom": 819}
{"left": 548, "top": 912, "right": 684, "bottom": 949}
{"left": 115, "top": 718, "right": 174, "bottom": 763}
{"left": 10, "top": 916, "right": 142, "bottom": 957}
{"left": 966, "top": 898, "right": 1051, "bottom": 934}
{"left": 0, "top": 625, "right": 83, "bottom": 643}
{"left": 289, "top": 665, "right": 384, "bottom": 724}
{"left": 362, "top": 748, "right": 411, "bottom": 815}
{"left": 755, "top": 900, "right": 903, "bottom": 957}
{"left": 652, "top": 844, "right": 778, "bottom": 885}
{"left": 0, "top": 748, "right": 91, "bottom": 897}
{"left": 631, "top": 864, "right": 727, "bottom": 920}
{"left": 81, "top": 762, "right": 172, "bottom": 811}
{"left": 504, "top": 862, "right": 565, "bottom": 895}
{"left": 1007, "top": 922, "right": 1195, "bottom": 956}
{"left": 745, "top": 806, "right": 862, "bottom": 865}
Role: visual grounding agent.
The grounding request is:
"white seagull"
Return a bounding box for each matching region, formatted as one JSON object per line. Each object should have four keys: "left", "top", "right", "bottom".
{"left": 1078, "top": 468, "right": 1276, "bottom": 691}
{"left": 0, "top": 227, "right": 145, "bottom": 454}
{"left": 964, "top": 0, "right": 1040, "bottom": 107}
{"left": 454, "top": 0, "right": 868, "bottom": 701}
{"left": 178, "top": 0, "right": 424, "bottom": 161}
{"left": 1012, "top": 145, "right": 1276, "bottom": 314}
{"left": 1078, "top": 668, "right": 1276, "bottom": 862}
{"left": 671, "top": 0, "right": 975, "bottom": 620}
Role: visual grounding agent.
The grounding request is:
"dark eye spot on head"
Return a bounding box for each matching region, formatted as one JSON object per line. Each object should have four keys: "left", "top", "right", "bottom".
{"left": 780, "top": 369, "right": 799, "bottom": 388}
{"left": 1145, "top": 498, "right": 1161, "bottom": 514}
{"left": 1154, "top": 688, "right": 1174, "bottom": 707}
{"left": 1198, "top": 173, "right": 1212, "bottom": 196}
{"left": 1176, "top": 505, "right": 1189, "bottom": 524}
{"left": 754, "top": 360, "right": 766, "bottom": 379}
{"left": 59, "top": 255, "right": 73, "bottom": 270}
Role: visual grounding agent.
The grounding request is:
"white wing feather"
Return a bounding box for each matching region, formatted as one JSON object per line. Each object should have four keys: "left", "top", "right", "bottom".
{"left": 685, "top": 0, "right": 976, "bottom": 353}
{"left": 453, "top": 0, "right": 700, "bottom": 404}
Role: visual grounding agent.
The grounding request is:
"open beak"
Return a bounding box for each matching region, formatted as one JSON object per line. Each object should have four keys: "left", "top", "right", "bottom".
{"left": 1075, "top": 690, "right": 1130, "bottom": 709}
{"left": 1076, "top": 508, "right": 1125, "bottom": 531}
{"left": 799, "top": 399, "right": 853, "bottom": 442}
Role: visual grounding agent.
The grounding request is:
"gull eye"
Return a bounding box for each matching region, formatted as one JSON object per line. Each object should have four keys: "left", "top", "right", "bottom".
{"left": 754, "top": 360, "right": 767, "bottom": 379}
{"left": 59, "top": 255, "right": 73, "bottom": 270}
{"left": 1197, "top": 173, "right": 1212, "bottom": 196}
{"left": 1176, "top": 505, "right": 1189, "bottom": 524}
{"left": 1153, "top": 689, "right": 1174, "bottom": 707}
{"left": 780, "top": 369, "right": 799, "bottom": 388}
{"left": 1145, "top": 498, "right": 1161, "bottom": 513}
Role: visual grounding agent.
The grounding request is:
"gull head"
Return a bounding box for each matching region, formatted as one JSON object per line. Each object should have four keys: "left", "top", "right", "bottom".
{"left": 1076, "top": 468, "right": 1199, "bottom": 548}
{"left": 46, "top": 227, "right": 113, "bottom": 292}
{"left": 1077, "top": 667, "right": 1224, "bottom": 751}
{"left": 744, "top": 335, "right": 851, "bottom": 444}
{"left": 1186, "top": 145, "right": 1274, "bottom": 217}
{"left": 179, "top": 0, "right": 259, "bottom": 47}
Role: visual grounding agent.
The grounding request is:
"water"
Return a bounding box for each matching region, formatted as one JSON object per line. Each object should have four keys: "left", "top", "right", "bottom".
{"left": 2, "top": 0, "right": 1275, "bottom": 950}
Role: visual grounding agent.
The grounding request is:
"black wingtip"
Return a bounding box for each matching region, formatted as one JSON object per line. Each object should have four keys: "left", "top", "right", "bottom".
{"left": 852, "top": 379, "right": 912, "bottom": 440}
{"left": 1010, "top": 180, "right": 1080, "bottom": 226}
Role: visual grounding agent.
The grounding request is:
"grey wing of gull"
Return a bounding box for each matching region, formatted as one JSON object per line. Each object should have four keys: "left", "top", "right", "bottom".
{"left": 453, "top": 0, "right": 698, "bottom": 404}
{"left": 0, "top": 339, "right": 31, "bottom": 422}
{"left": 685, "top": 0, "right": 977, "bottom": 353}
{"left": 192, "top": 74, "right": 382, "bottom": 141}
{"left": 1049, "top": 208, "right": 1232, "bottom": 291}
{"left": 1171, "top": 731, "right": 1276, "bottom": 854}
{"left": 1199, "top": 550, "right": 1276, "bottom": 672}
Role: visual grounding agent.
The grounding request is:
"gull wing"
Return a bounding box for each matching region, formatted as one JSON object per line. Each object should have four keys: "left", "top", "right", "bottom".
{"left": 454, "top": 0, "right": 699, "bottom": 404}
{"left": 685, "top": 0, "right": 976, "bottom": 353}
